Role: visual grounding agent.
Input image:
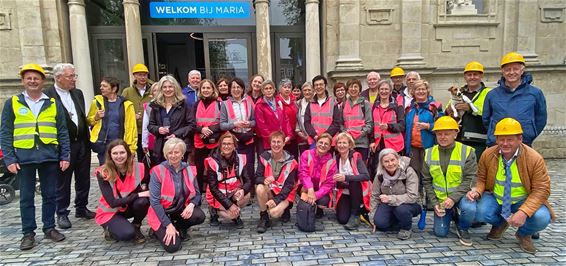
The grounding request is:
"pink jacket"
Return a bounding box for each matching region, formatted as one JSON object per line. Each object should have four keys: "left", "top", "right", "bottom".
{"left": 254, "top": 97, "right": 292, "bottom": 148}
{"left": 298, "top": 149, "right": 337, "bottom": 200}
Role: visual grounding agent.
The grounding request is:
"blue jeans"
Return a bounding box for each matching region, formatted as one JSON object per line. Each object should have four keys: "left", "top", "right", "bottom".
{"left": 19, "top": 162, "right": 59, "bottom": 235}
{"left": 373, "top": 203, "right": 421, "bottom": 231}
{"left": 433, "top": 198, "right": 476, "bottom": 237}
{"left": 474, "top": 192, "right": 551, "bottom": 236}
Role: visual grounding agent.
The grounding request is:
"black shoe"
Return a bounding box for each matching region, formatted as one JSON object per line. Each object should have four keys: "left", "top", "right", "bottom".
{"left": 104, "top": 227, "right": 117, "bottom": 242}
{"left": 179, "top": 228, "right": 190, "bottom": 242}
{"left": 75, "top": 209, "right": 95, "bottom": 219}
{"left": 232, "top": 216, "right": 244, "bottom": 229}
{"left": 280, "top": 208, "right": 291, "bottom": 223}
{"left": 471, "top": 222, "right": 485, "bottom": 228}
{"left": 57, "top": 215, "right": 72, "bottom": 229}
{"left": 314, "top": 222, "right": 325, "bottom": 231}
{"left": 257, "top": 211, "right": 271, "bottom": 233}
{"left": 20, "top": 233, "right": 35, "bottom": 250}
{"left": 532, "top": 232, "right": 540, "bottom": 240}
{"left": 44, "top": 228, "right": 65, "bottom": 242}
{"left": 315, "top": 207, "right": 324, "bottom": 219}
{"left": 344, "top": 215, "right": 360, "bottom": 231}
{"left": 209, "top": 208, "right": 220, "bottom": 226}
{"left": 133, "top": 224, "right": 146, "bottom": 244}
{"left": 457, "top": 228, "right": 473, "bottom": 246}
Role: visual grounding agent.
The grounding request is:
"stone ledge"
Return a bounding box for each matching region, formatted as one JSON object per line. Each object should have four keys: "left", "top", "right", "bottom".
{"left": 533, "top": 132, "right": 566, "bottom": 159}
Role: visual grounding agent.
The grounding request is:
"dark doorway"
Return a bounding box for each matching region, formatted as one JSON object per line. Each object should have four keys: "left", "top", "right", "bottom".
{"left": 155, "top": 33, "right": 205, "bottom": 87}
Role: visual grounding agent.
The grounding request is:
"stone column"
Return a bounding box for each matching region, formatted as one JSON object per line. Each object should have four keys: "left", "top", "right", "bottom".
{"left": 255, "top": 0, "right": 272, "bottom": 80}
{"left": 123, "top": 0, "right": 145, "bottom": 84}
{"left": 516, "top": 0, "right": 539, "bottom": 64}
{"left": 396, "top": 0, "right": 426, "bottom": 67}
{"left": 16, "top": 0, "right": 46, "bottom": 64}
{"left": 334, "top": 0, "right": 363, "bottom": 71}
{"left": 305, "top": 0, "right": 321, "bottom": 80}
{"left": 68, "top": 0, "right": 94, "bottom": 109}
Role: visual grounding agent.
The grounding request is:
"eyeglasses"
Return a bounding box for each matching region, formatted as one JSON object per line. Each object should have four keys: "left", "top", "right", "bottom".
{"left": 222, "top": 142, "right": 234, "bottom": 147}
{"left": 63, "top": 74, "right": 78, "bottom": 80}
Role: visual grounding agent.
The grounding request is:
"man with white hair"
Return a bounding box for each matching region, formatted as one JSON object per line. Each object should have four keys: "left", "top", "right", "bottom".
{"left": 361, "top": 71, "right": 381, "bottom": 105}
{"left": 399, "top": 71, "right": 420, "bottom": 110}
{"left": 43, "top": 63, "right": 93, "bottom": 230}
{"left": 182, "top": 69, "right": 201, "bottom": 107}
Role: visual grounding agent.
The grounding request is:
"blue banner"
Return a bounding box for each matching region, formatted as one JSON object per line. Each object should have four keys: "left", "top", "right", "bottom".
{"left": 150, "top": 2, "right": 251, "bottom": 19}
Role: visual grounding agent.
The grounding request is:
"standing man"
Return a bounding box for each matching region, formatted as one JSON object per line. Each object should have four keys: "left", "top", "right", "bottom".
{"left": 304, "top": 75, "right": 343, "bottom": 146}
{"left": 122, "top": 63, "right": 154, "bottom": 160}
{"left": 483, "top": 52, "right": 547, "bottom": 147}
{"left": 0, "top": 64, "right": 71, "bottom": 250}
{"left": 44, "top": 63, "right": 94, "bottom": 229}
{"left": 182, "top": 69, "right": 201, "bottom": 107}
{"left": 390, "top": 67, "right": 406, "bottom": 100}
{"left": 446, "top": 61, "right": 491, "bottom": 159}
{"left": 361, "top": 71, "right": 380, "bottom": 106}
{"left": 462, "top": 118, "right": 554, "bottom": 254}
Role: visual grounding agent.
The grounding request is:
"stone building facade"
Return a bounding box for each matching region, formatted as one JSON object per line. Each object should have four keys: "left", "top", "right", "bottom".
{"left": 0, "top": 0, "right": 565, "bottom": 156}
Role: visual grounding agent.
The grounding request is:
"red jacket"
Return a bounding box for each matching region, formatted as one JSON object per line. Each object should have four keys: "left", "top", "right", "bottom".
{"left": 254, "top": 97, "right": 292, "bottom": 148}
{"left": 276, "top": 94, "right": 298, "bottom": 140}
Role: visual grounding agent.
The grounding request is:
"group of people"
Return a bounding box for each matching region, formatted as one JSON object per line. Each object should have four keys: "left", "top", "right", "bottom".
{"left": 0, "top": 51, "right": 553, "bottom": 255}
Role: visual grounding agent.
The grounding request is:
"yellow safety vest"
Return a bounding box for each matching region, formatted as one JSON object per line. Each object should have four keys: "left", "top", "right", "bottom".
{"left": 425, "top": 142, "right": 472, "bottom": 201}
{"left": 493, "top": 157, "right": 528, "bottom": 204}
{"left": 12, "top": 96, "right": 58, "bottom": 149}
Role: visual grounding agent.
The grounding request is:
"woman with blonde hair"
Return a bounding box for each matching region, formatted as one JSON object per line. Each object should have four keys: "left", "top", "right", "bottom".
{"left": 147, "top": 75, "right": 194, "bottom": 165}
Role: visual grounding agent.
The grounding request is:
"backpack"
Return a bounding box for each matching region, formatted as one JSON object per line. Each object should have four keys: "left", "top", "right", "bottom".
{"left": 296, "top": 199, "right": 317, "bottom": 232}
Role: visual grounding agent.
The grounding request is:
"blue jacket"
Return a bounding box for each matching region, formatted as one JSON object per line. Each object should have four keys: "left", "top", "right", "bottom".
{"left": 405, "top": 99, "right": 441, "bottom": 154}
{"left": 482, "top": 73, "right": 547, "bottom": 146}
{"left": 0, "top": 93, "right": 71, "bottom": 166}
{"left": 182, "top": 86, "right": 198, "bottom": 107}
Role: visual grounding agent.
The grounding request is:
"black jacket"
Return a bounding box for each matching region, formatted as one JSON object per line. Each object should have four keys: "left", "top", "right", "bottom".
{"left": 43, "top": 86, "right": 90, "bottom": 143}
{"left": 206, "top": 149, "right": 253, "bottom": 210}
{"left": 255, "top": 151, "right": 297, "bottom": 205}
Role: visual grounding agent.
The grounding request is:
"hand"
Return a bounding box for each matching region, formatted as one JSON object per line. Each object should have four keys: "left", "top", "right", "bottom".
{"left": 443, "top": 198, "right": 455, "bottom": 209}
{"left": 434, "top": 204, "right": 446, "bottom": 217}
{"left": 163, "top": 224, "right": 178, "bottom": 246}
{"left": 135, "top": 112, "right": 142, "bottom": 120}
{"left": 379, "top": 123, "right": 388, "bottom": 130}
{"left": 508, "top": 210, "right": 527, "bottom": 228}
{"left": 307, "top": 189, "right": 316, "bottom": 205}
{"left": 314, "top": 135, "right": 319, "bottom": 141}
{"left": 369, "top": 143, "right": 377, "bottom": 153}
{"left": 138, "top": 191, "right": 150, "bottom": 197}
{"left": 60, "top": 161, "right": 70, "bottom": 171}
{"left": 297, "top": 131, "right": 308, "bottom": 140}
{"left": 333, "top": 173, "right": 345, "bottom": 182}
{"left": 95, "top": 109, "right": 105, "bottom": 121}
{"left": 228, "top": 204, "right": 240, "bottom": 217}
{"left": 241, "top": 120, "right": 251, "bottom": 128}
{"left": 143, "top": 147, "right": 149, "bottom": 154}
{"left": 234, "top": 120, "right": 244, "bottom": 128}
{"left": 284, "top": 136, "right": 291, "bottom": 144}
{"left": 466, "top": 190, "right": 479, "bottom": 201}
{"left": 455, "top": 103, "right": 470, "bottom": 112}
{"left": 140, "top": 183, "right": 148, "bottom": 191}
{"left": 7, "top": 163, "right": 20, "bottom": 174}
{"left": 379, "top": 194, "right": 390, "bottom": 204}
{"left": 264, "top": 176, "right": 275, "bottom": 186}
{"left": 266, "top": 199, "right": 276, "bottom": 209}
{"left": 181, "top": 203, "right": 195, "bottom": 219}
{"left": 233, "top": 189, "right": 245, "bottom": 202}
{"left": 165, "top": 134, "right": 176, "bottom": 139}
{"left": 158, "top": 126, "right": 170, "bottom": 135}
{"left": 201, "top": 127, "right": 213, "bottom": 137}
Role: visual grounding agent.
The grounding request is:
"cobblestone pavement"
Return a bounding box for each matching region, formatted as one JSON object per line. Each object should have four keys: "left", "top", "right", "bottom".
{"left": 0, "top": 159, "right": 564, "bottom": 266}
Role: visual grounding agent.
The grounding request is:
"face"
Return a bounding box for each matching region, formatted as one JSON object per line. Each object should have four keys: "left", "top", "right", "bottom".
{"left": 347, "top": 84, "right": 359, "bottom": 98}
{"left": 230, "top": 81, "right": 243, "bottom": 99}
{"left": 378, "top": 83, "right": 392, "bottom": 100}
{"left": 100, "top": 80, "right": 115, "bottom": 97}
{"left": 133, "top": 72, "right": 148, "bottom": 86}
{"left": 381, "top": 153, "right": 399, "bottom": 174}
{"left": 367, "top": 74, "right": 379, "bottom": 89}
{"left": 406, "top": 74, "right": 419, "bottom": 89}
{"left": 501, "top": 63, "right": 524, "bottom": 85}
{"left": 110, "top": 145, "right": 128, "bottom": 167}
{"left": 166, "top": 145, "right": 184, "bottom": 166}
{"left": 313, "top": 79, "right": 326, "bottom": 95}
{"left": 292, "top": 87, "right": 301, "bottom": 98}
{"left": 315, "top": 137, "right": 331, "bottom": 155}
{"left": 270, "top": 136, "right": 285, "bottom": 154}
{"left": 162, "top": 81, "right": 175, "bottom": 98}
{"left": 56, "top": 68, "right": 77, "bottom": 90}
{"left": 435, "top": 130, "right": 458, "bottom": 147}
{"left": 413, "top": 85, "right": 428, "bottom": 102}
{"left": 335, "top": 137, "right": 351, "bottom": 154}
{"left": 302, "top": 85, "right": 314, "bottom": 100}
{"left": 496, "top": 135, "right": 522, "bottom": 158}
{"left": 150, "top": 84, "right": 159, "bottom": 97}
{"left": 218, "top": 81, "right": 229, "bottom": 95}
{"left": 200, "top": 81, "right": 213, "bottom": 98}
{"left": 334, "top": 86, "right": 345, "bottom": 99}
{"left": 262, "top": 84, "right": 275, "bottom": 98}
{"left": 464, "top": 71, "right": 483, "bottom": 89}
{"left": 251, "top": 76, "right": 263, "bottom": 92}
{"left": 22, "top": 71, "right": 45, "bottom": 92}
{"left": 280, "top": 83, "right": 292, "bottom": 97}
{"left": 391, "top": 76, "right": 404, "bottom": 87}
{"left": 189, "top": 74, "right": 201, "bottom": 88}
{"left": 220, "top": 137, "right": 236, "bottom": 156}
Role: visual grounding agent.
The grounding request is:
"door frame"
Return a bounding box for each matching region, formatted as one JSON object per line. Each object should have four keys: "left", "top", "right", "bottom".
{"left": 203, "top": 32, "right": 255, "bottom": 82}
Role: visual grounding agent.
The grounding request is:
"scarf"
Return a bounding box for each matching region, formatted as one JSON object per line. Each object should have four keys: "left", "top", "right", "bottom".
{"left": 382, "top": 168, "right": 401, "bottom": 187}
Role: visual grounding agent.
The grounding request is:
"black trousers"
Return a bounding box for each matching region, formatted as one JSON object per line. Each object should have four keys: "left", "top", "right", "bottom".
{"left": 102, "top": 197, "right": 150, "bottom": 241}
{"left": 56, "top": 140, "right": 92, "bottom": 216}
{"left": 335, "top": 181, "right": 363, "bottom": 224}
{"left": 194, "top": 147, "right": 213, "bottom": 193}
{"left": 154, "top": 206, "right": 206, "bottom": 253}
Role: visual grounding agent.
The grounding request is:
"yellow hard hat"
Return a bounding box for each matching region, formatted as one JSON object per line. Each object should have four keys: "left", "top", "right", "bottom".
{"left": 500, "top": 52, "right": 525, "bottom": 68}
{"left": 132, "top": 63, "right": 149, "bottom": 74}
{"left": 494, "top": 118, "right": 523, "bottom": 136}
{"left": 390, "top": 67, "right": 405, "bottom": 77}
{"left": 20, "top": 63, "right": 46, "bottom": 78}
{"left": 464, "top": 61, "right": 484, "bottom": 73}
{"left": 433, "top": 116, "right": 460, "bottom": 132}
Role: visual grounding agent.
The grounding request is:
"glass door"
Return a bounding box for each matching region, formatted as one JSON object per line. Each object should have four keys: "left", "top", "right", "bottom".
{"left": 203, "top": 33, "right": 253, "bottom": 84}
{"left": 273, "top": 32, "right": 305, "bottom": 86}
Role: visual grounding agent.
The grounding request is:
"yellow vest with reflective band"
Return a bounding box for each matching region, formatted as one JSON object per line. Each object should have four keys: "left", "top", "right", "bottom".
{"left": 11, "top": 96, "right": 58, "bottom": 149}
{"left": 493, "top": 156, "right": 528, "bottom": 204}
{"left": 425, "top": 142, "right": 472, "bottom": 201}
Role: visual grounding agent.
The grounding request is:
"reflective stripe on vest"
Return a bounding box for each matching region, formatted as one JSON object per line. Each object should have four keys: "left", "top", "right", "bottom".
{"left": 309, "top": 97, "right": 335, "bottom": 135}
{"left": 225, "top": 98, "right": 254, "bottom": 144}
{"left": 260, "top": 154, "right": 298, "bottom": 202}
{"left": 306, "top": 150, "right": 335, "bottom": 186}
{"left": 12, "top": 96, "right": 58, "bottom": 148}
{"left": 425, "top": 142, "right": 471, "bottom": 202}
{"left": 334, "top": 152, "right": 371, "bottom": 210}
{"left": 205, "top": 154, "right": 246, "bottom": 194}
{"left": 493, "top": 157, "right": 528, "bottom": 204}
{"left": 372, "top": 105, "right": 404, "bottom": 152}
{"left": 343, "top": 99, "right": 365, "bottom": 139}
{"left": 194, "top": 100, "right": 220, "bottom": 148}
{"left": 469, "top": 86, "right": 491, "bottom": 116}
